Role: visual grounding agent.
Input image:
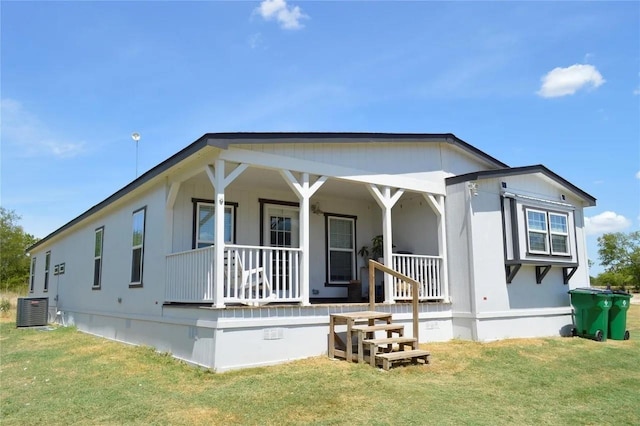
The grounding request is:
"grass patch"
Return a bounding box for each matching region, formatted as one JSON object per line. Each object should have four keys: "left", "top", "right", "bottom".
{"left": 1, "top": 305, "right": 639, "bottom": 425}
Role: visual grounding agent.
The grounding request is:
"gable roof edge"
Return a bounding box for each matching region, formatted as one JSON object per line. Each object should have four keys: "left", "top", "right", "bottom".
{"left": 445, "top": 165, "right": 596, "bottom": 206}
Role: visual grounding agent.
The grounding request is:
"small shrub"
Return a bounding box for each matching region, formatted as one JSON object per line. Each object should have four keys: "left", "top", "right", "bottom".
{"left": 0, "top": 298, "right": 11, "bottom": 312}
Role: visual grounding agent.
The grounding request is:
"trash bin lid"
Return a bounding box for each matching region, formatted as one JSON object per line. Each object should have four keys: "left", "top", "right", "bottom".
{"left": 568, "top": 287, "right": 612, "bottom": 295}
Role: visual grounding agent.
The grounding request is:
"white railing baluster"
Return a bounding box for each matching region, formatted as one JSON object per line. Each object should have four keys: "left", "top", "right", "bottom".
{"left": 390, "top": 253, "right": 444, "bottom": 302}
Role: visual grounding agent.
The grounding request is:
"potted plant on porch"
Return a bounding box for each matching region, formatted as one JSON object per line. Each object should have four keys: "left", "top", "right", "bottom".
{"left": 358, "top": 234, "right": 389, "bottom": 266}
{"left": 358, "top": 235, "right": 391, "bottom": 303}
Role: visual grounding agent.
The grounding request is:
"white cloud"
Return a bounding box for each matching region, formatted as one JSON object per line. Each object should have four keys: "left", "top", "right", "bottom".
{"left": 585, "top": 211, "right": 631, "bottom": 236}
{"left": 255, "top": 0, "right": 308, "bottom": 30}
{"left": 633, "top": 87, "right": 640, "bottom": 96}
{"left": 1, "top": 98, "right": 85, "bottom": 158}
{"left": 635, "top": 171, "right": 640, "bottom": 179}
{"left": 537, "top": 64, "right": 605, "bottom": 98}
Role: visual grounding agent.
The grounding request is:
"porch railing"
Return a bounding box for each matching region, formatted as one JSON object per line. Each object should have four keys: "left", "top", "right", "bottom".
{"left": 391, "top": 253, "right": 443, "bottom": 301}
{"left": 225, "top": 244, "right": 302, "bottom": 305}
{"left": 166, "top": 246, "right": 215, "bottom": 303}
{"left": 165, "top": 245, "right": 302, "bottom": 305}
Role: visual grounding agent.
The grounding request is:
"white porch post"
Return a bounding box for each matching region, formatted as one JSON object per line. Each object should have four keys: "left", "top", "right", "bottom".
{"left": 368, "top": 185, "right": 404, "bottom": 304}
{"left": 424, "top": 194, "right": 449, "bottom": 302}
{"left": 164, "top": 181, "right": 180, "bottom": 254}
{"left": 206, "top": 160, "right": 249, "bottom": 308}
{"left": 280, "top": 171, "right": 327, "bottom": 306}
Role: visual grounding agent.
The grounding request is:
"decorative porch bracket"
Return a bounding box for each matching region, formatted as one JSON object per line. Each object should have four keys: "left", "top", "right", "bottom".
{"left": 207, "top": 160, "right": 249, "bottom": 308}
{"left": 422, "top": 194, "right": 450, "bottom": 302}
{"left": 562, "top": 267, "right": 577, "bottom": 285}
{"left": 367, "top": 185, "right": 404, "bottom": 304}
{"left": 368, "top": 259, "right": 419, "bottom": 342}
{"left": 535, "top": 265, "right": 552, "bottom": 284}
{"left": 505, "top": 264, "right": 521, "bottom": 284}
{"left": 280, "top": 171, "right": 328, "bottom": 306}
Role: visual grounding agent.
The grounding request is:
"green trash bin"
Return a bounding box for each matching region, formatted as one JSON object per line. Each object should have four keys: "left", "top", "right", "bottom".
{"left": 608, "top": 291, "right": 633, "bottom": 340}
{"left": 568, "top": 288, "right": 612, "bottom": 342}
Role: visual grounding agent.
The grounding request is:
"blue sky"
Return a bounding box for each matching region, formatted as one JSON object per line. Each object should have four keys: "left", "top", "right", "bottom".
{"left": 1, "top": 1, "right": 639, "bottom": 275}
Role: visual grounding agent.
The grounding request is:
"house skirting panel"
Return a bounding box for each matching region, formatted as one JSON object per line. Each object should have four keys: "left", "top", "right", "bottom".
{"left": 54, "top": 302, "right": 453, "bottom": 372}
{"left": 470, "top": 307, "right": 573, "bottom": 342}
{"left": 57, "top": 310, "right": 218, "bottom": 368}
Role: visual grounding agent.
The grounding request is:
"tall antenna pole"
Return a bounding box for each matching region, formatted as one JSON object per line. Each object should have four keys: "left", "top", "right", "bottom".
{"left": 131, "top": 132, "right": 141, "bottom": 178}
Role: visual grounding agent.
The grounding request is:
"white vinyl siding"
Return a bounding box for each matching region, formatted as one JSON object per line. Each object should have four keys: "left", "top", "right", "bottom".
{"left": 130, "top": 208, "right": 146, "bottom": 286}
{"left": 327, "top": 216, "right": 356, "bottom": 284}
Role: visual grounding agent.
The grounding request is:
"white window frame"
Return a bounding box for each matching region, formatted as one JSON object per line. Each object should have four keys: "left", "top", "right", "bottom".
{"left": 130, "top": 207, "right": 146, "bottom": 286}
{"left": 326, "top": 215, "right": 356, "bottom": 285}
{"left": 93, "top": 227, "right": 104, "bottom": 289}
{"left": 525, "top": 208, "right": 549, "bottom": 254}
{"left": 195, "top": 202, "right": 235, "bottom": 248}
{"left": 549, "top": 212, "right": 570, "bottom": 256}
{"left": 525, "top": 208, "right": 571, "bottom": 257}
{"left": 44, "top": 251, "right": 51, "bottom": 292}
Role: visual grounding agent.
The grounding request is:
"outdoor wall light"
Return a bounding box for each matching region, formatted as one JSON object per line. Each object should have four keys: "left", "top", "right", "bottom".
{"left": 468, "top": 181, "right": 479, "bottom": 196}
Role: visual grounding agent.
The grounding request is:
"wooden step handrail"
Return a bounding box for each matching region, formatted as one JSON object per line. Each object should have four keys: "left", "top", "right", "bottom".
{"left": 368, "top": 259, "right": 420, "bottom": 342}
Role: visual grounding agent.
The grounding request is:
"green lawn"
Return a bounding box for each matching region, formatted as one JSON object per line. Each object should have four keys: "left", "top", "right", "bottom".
{"left": 1, "top": 305, "right": 639, "bottom": 425}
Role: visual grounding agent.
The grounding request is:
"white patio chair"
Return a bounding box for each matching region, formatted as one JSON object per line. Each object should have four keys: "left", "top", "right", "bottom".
{"left": 225, "top": 251, "right": 275, "bottom": 306}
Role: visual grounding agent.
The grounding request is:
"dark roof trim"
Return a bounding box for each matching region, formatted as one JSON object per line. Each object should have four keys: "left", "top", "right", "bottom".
{"left": 28, "top": 132, "right": 506, "bottom": 252}
{"left": 202, "top": 132, "right": 508, "bottom": 169}
{"left": 27, "top": 135, "right": 212, "bottom": 252}
{"left": 445, "top": 165, "right": 596, "bottom": 206}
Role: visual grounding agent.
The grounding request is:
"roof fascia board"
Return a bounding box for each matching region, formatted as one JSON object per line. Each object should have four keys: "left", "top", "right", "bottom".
{"left": 445, "top": 165, "right": 596, "bottom": 206}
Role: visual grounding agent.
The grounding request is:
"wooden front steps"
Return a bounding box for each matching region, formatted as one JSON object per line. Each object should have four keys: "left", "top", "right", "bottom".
{"left": 376, "top": 349, "right": 431, "bottom": 371}
{"left": 329, "top": 310, "right": 431, "bottom": 370}
{"left": 351, "top": 323, "right": 405, "bottom": 333}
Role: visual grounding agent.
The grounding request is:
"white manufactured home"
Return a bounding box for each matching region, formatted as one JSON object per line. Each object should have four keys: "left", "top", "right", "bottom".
{"left": 26, "top": 132, "right": 595, "bottom": 371}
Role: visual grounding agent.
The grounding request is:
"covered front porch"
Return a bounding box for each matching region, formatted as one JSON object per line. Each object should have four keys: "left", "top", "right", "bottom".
{"left": 162, "top": 150, "right": 450, "bottom": 308}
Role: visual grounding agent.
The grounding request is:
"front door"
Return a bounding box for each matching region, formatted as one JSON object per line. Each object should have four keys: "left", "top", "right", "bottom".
{"left": 263, "top": 204, "right": 299, "bottom": 288}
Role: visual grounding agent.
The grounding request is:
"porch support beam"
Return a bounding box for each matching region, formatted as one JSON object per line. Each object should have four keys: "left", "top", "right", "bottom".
{"left": 423, "top": 194, "right": 450, "bottom": 302}
{"left": 212, "top": 159, "right": 226, "bottom": 308}
{"left": 367, "top": 185, "right": 404, "bottom": 304}
{"left": 280, "top": 171, "right": 327, "bottom": 306}
{"left": 207, "top": 161, "right": 250, "bottom": 307}
{"left": 166, "top": 182, "right": 181, "bottom": 209}
{"left": 164, "top": 182, "right": 181, "bottom": 255}
{"left": 223, "top": 163, "right": 249, "bottom": 188}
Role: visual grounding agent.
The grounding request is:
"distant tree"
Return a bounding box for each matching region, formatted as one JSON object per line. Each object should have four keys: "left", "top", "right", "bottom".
{"left": 597, "top": 231, "right": 640, "bottom": 291}
{"left": 0, "top": 208, "right": 38, "bottom": 292}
